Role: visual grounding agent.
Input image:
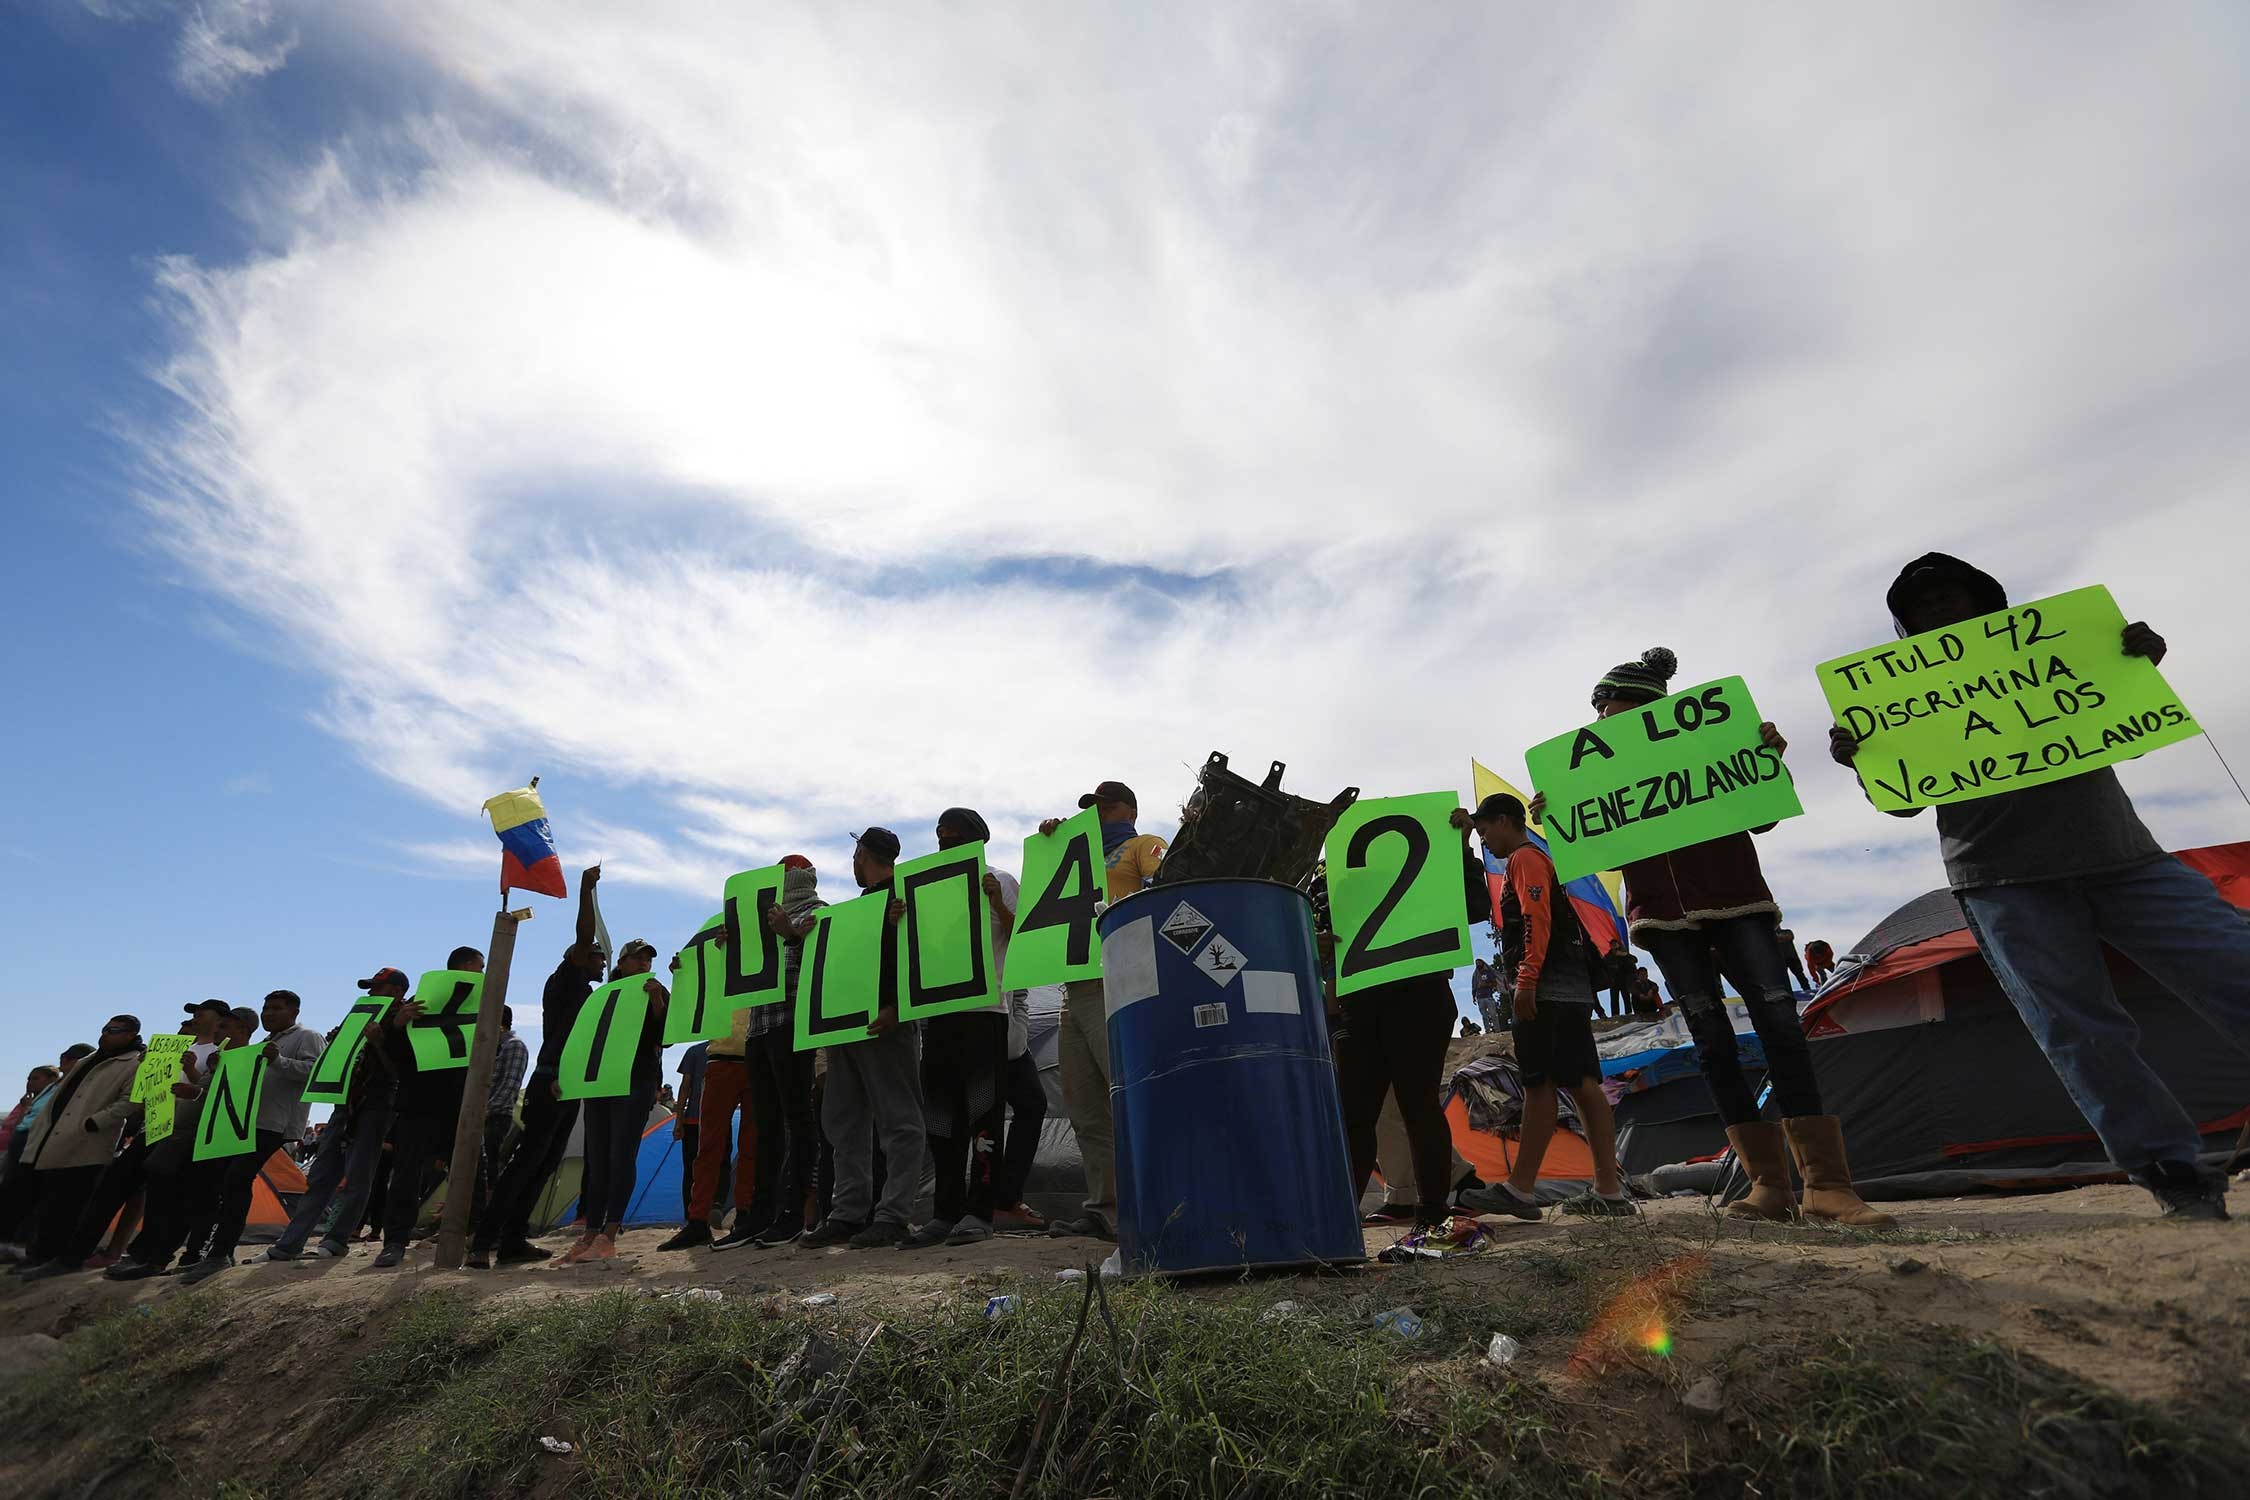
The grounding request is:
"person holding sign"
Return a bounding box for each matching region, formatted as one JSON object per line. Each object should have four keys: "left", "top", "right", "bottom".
{"left": 1037, "top": 781, "right": 1165, "bottom": 1241}
{"left": 562, "top": 941, "right": 669, "bottom": 1265}
{"left": 904, "top": 808, "right": 1018, "bottom": 1250}
{"left": 1457, "top": 797, "right": 1631, "bottom": 1220}
{"left": 799, "top": 828, "right": 927, "bottom": 1251}
{"left": 739, "top": 857, "right": 825, "bottom": 1248}
{"left": 473, "top": 869, "right": 607, "bottom": 1268}
{"left": 1550, "top": 647, "right": 1892, "bottom": 1228}
{"left": 262, "top": 967, "right": 409, "bottom": 1265}
{"left": 370, "top": 945, "right": 485, "bottom": 1268}
{"left": 1830, "top": 554, "right": 2250, "bottom": 1221}
{"left": 177, "top": 989, "right": 325, "bottom": 1285}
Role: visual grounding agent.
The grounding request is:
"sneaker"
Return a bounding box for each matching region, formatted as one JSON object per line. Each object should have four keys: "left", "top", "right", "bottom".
{"left": 15, "top": 1259, "right": 80, "bottom": 1283}
{"left": 1459, "top": 1183, "right": 1544, "bottom": 1222}
{"left": 1046, "top": 1216, "right": 1117, "bottom": 1241}
{"left": 465, "top": 1249, "right": 492, "bottom": 1270}
{"left": 496, "top": 1239, "right": 551, "bottom": 1265}
{"left": 83, "top": 1253, "right": 121, "bottom": 1271}
{"left": 260, "top": 1245, "right": 302, "bottom": 1264}
{"left": 711, "top": 1223, "right": 764, "bottom": 1253}
{"left": 657, "top": 1221, "right": 712, "bottom": 1252}
{"left": 1362, "top": 1204, "right": 1420, "bottom": 1226}
{"left": 1559, "top": 1192, "right": 1641, "bottom": 1219}
{"left": 105, "top": 1259, "right": 170, "bottom": 1282}
{"left": 900, "top": 1219, "right": 955, "bottom": 1250}
{"left": 0, "top": 1242, "right": 28, "bottom": 1265}
{"left": 849, "top": 1220, "right": 910, "bottom": 1250}
{"left": 2137, "top": 1164, "right": 2230, "bottom": 1221}
{"left": 991, "top": 1205, "right": 1048, "bottom": 1233}
{"left": 372, "top": 1245, "right": 405, "bottom": 1268}
{"left": 178, "top": 1255, "right": 233, "bottom": 1286}
{"left": 946, "top": 1215, "right": 994, "bottom": 1246}
{"left": 752, "top": 1220, "right": 806, "bottom": 1249}
{"left": 798, "top": 1219, "right": 867, "bottom": 1250}
{"left": 308, "top": 1240, "right": 350, "bottom": 1260}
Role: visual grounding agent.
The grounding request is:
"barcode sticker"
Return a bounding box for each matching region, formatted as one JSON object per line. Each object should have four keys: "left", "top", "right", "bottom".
{"left": 1192, "top": 1003, "right": 1229, "bottom": 1029}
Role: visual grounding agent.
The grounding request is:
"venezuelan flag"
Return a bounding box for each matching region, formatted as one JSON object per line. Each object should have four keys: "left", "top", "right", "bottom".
{"left": 482, "top": 783, "right": 568, "bottom": 899}
{"left": 1471, "top": 758, "right": 1627, "bottom": 959}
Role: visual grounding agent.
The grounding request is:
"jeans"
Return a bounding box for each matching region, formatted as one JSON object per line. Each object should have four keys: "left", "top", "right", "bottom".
{"left": 925, "top": 1012, "right": 1007, "bottom": 1225}
{"left": 1334, "top": 972, "right": 1457, "bottom": 1227}
{"left": 475, "top": 1084, "right": 577, "bottom": 1250}
{"left": 1959, "top": 854, "right": 2250, "bottom": 1177}
{"left": 823, "top": 1025, "right": 925, "bottom": 1229}
{"left": 580, "top": 1081, "right": 657, "bottom": 1231}
{"left": 996, "top": 1051, "right": 1048, "bottom": 1209}
{"left": 277, "top": 1101, "right": 395, "bottom": 1254}
{"left": 747, "top": 1029, "right": 816, "bottom": 1232}
{"left": 1638, "top": 914, "right": 1821, "bottom": 1127}
{"left": 209, "top": 1129, "right": 287, "bottom": 1258}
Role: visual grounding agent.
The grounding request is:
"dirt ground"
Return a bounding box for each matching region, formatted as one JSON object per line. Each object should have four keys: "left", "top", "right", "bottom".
{"left": 4, "top": 1180, "right": 2245, "bottom": 1417}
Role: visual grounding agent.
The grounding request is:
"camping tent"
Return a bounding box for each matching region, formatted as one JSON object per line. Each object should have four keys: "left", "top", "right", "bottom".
{"left": 1800, "top": 841, "right": 2250, "bottom": 1196}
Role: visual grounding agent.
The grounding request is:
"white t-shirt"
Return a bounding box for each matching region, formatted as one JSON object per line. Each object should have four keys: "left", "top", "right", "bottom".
{"left": 987, "top": 869, "right": 1021, "bottom": 1017}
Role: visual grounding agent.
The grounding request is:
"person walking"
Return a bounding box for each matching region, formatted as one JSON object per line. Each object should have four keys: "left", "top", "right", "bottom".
{"left": 472, "top": 870, "right": 606, "bottom": 1268}
{"left": 259, "top": 968, "right": 408, "bottom": 1265}
{"left": 1555, "top": 647, "right": 1890, "bottom": 1227}
{"left": 798, "top": 829, "right": 926, "bottom": 1250}
{"left": 1459, "top": 797, "right": 1633, "bottom": 1220}
{"left": 1831, "top": 552, "right": 2250, "bottom": 1220}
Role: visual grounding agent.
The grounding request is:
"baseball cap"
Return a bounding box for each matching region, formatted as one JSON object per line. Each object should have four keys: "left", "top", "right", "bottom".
{"left": 356, "top": 967, "right": 409, "bottom": 992}
{"left": 1472, "top": 792, "right": 1526, "bottom": 824}
{"left": 852, "top": 827, "right": 902, "bottom": 862}
{"left": 618, "top": 938, "right": 658, "bottom": 963}
{"left": 183, "top": 999, "right": 229, "bottom": 1019}
{"left": 226, "top": 1006, "right": 259, "bottom": 1030}
{"left": 1076, "top": 780, "right": 1137, "bottom": 811}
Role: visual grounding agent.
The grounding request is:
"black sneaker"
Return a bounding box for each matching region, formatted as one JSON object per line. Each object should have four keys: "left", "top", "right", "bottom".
{"left": 105, "top": 1259, "right": 170, "bottom": 1282}
{"left": 799, "top": 1218, "right": 867, "bottom": 1249}
{"left": 657, "top": 1221, "right": 712, "bottom": 1252}
{"left": 900, "top": 1219, "right": 955, "bottom": 1250}
{"left": 752, "top": 1220, "right": 805, "bottom": 1249}
{"left": 1046, "top": 1216, "right": 1117, "bottom": 1241}
{"left": 848, "top": 1220, "right": 910, "bottom": 1250}
{"left": 372, "top": 1245, "right": 405, "bottom": 1268}
{"left": 496, "top": 1239, "right": 551, "bottom": 1265}
{"left": 711, "top": 1220, "right": 768, "bottom": 1253}
{"left": 1459, "top": 1183, "right": 1544, "bottom": 1222}
{"left": 465, "top": 1249, "right": 492, "bottom": 1270}
{"left": 2137, "top": 1163, "right": 2230, "bottom": 1221}
{"left": 177, "top": 1255, "right": 233, "bottom": 1286}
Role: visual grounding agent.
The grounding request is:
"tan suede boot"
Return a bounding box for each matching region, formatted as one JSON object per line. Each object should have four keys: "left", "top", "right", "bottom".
{"left": 1722, "top": 1122, "right": 1798, "bottom": 1221}
{"left": 1784, "top": 1115, "right": 1897, "bottom": 1229}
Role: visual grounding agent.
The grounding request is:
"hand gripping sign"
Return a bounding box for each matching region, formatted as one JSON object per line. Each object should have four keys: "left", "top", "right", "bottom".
{"left": 1004, "top": 807, "right": 1104, "bottom": 989}
{"left": 1323, "top": 792, "right": 1473, "bottom": 998}
{"left": 1524, "top": 677, "right": 1803, "bottom": 883}
{"left": 1819, "top": 585, "right": 2199, "bottom": 812}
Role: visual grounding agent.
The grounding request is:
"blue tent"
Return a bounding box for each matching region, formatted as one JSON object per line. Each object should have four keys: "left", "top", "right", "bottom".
{"left": 559, "top": 1112, "right": 746, "bottom": 1227}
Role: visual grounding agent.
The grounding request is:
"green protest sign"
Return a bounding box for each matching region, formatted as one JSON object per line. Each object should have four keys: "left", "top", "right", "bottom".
{"left": 1005, "top": 807, "right": 1104, "bottom": 988}
{"left": 302, "top": 996, "right": 394, "bottom": 1106}
{"left": 1525, "top": 676, "right": 1803, "bottom": 883}
{"left": 1324, "top": 792, "right": 1473, "bottom": 997}
{"left": 894, "top": 843, "right": 999, "bottom": 1022}
{"left": 405, "top": 970, "right": 484, "bottom": 1073}
{"left": 132, "top": 1036, "right": 192, "bottom": 1146}
{"left": 557, "top": 975, "right": 658, "bottom": 1100}
{"left": 661, "top": 913, "right": 729, "bottom": 1045}
{"left": 793, "top": 889, "right": 889, "bottom": 1051}
{"left": 1818, "top": 585, "right": 2200, "bottom": 813}
{"left": 193, "top": 1045, "right": 267, "bottom": 1162}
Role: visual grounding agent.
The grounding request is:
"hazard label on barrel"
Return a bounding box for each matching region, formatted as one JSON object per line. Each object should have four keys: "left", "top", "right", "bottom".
{"left": 1192, "top": 933, "right": 1249, "bottom": 985}
{"left": 1160, "top": 902, "right": 1215, "bottom": 954}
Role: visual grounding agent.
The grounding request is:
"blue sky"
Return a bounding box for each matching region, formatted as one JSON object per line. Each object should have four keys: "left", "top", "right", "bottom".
{"left": 7, "top": 2, "right": 2250, "bottom": 1101}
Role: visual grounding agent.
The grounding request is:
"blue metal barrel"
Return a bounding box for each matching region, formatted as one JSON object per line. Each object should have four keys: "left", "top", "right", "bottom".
{"left": 1098, "top": 877, "right": 1364, "bottom": 1274}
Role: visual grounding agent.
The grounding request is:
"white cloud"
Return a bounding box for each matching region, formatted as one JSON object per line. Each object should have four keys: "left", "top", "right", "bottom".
{"left": 131, "top": 2, "right": 2250, "bottom": 956}
{"left": 173, "top": 0, "right": 297, "bottom": 101}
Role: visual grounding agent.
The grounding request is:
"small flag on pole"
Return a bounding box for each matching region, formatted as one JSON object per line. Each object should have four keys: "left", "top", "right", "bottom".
{"left": 483, "top": 781, "right": 568, "bottom": 899}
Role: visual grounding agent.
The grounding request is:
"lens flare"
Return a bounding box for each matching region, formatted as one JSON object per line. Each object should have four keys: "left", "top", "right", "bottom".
{"left": 1567, "top": 1251, "right": 1704, "bottom": 1376}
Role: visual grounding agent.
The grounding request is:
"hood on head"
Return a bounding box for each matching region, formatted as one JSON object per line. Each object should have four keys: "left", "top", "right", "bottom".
{"left": 782, "top": 865, "right": 821, "bottom": 906}
{"left": 1886, "top": 552, "right": 2007, "bottom": 636}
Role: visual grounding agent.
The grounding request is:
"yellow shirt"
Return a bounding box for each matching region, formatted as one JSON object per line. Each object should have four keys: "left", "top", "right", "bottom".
{"left": 1105, "top": 833, "right": 1167, "bottom": 903}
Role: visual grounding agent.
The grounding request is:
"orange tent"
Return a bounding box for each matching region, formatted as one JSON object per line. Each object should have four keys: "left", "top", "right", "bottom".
{"left": 1445, "top": 1094, "right": 1597, "bottom": 1183}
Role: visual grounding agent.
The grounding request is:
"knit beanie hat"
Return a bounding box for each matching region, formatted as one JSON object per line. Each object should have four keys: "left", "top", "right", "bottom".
{"left": 1591, "top": 647, "right": 1679, "bottom": 708}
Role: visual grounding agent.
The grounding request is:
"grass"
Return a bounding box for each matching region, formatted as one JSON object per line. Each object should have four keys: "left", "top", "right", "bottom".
{"left": 4, "top": 1239, "right": 2241, "bottom": 1500}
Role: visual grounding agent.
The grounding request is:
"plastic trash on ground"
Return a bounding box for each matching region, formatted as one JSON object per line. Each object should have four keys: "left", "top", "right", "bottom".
{"left": 984, "top": 1294, "right": 1022, "bottom": 1320}
{"left": 1056, "top": 1268, "right": 1087, "bottom": 1283}
{"left": 1486, "top": 1333, "right": 1522, "bottom": 1366}
{"left": 1261, "top": 1300, "right": 1302, "bottom": 1325}
{"left": 1372, "top": 1307, "right": 1425, "bottom": 1339}
{"left": 800, "top": 1292, "right": 838, "bottom": 1308}
{"left": 536, "top": 1437, "right": 573, "bottom": 1455}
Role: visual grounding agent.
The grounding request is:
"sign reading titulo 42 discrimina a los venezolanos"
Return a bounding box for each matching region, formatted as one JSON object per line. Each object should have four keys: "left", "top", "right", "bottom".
{"left": 1818, "top": 585, "right": 2201, "bottom": 813}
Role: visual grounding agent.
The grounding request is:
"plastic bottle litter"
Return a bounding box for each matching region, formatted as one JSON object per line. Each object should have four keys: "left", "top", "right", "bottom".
{"left": 984, "top": 1294, "right": 1022, "bottom": 1320}
{"left": 1056, "top": 1268, "right": 1087, "bottom": 1283}
{"left": 1260, "top": 1300, "right": 1302, "bottom": 1325}
{"left": 1486, "top": 1333, "right": 1521, "bottom": 1367}
{"left": 800, "top": 1293, "right": 839, "bottom": 1308}
{"left": 679, "top": 1288, "right": 724, "bottom": 1302}
{"left": 1373, "top": 1307, "right": 1425, "bottom": 1340}
{"left": 1099, "top": 1249, "right": 1124, "bottom": 1280}
{"left": 536, "top": 1437, "right": 574, "bottom": 1455}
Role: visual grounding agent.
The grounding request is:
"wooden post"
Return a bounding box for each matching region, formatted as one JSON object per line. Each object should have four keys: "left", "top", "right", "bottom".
{"left": 432, "top": 904, "right": 528, "bottom": 1268}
